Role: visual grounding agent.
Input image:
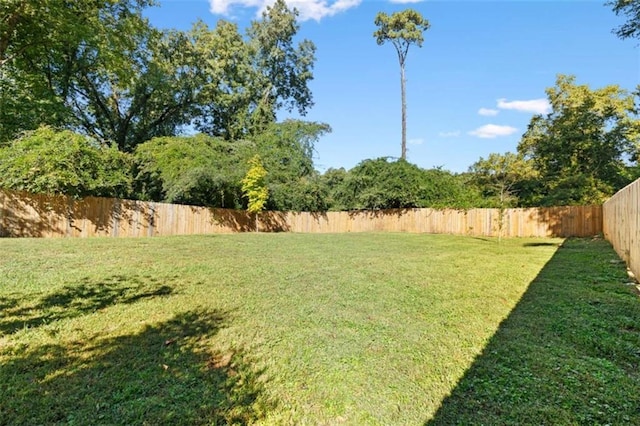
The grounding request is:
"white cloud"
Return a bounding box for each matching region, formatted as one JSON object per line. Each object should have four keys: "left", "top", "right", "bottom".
{"left": 497, "top": 98, "right": 550, "bottom": 114}
{"left": 478, "top": 108, "right": 499, "bottom": 116}
{"left": 210, "top": 0, "right": 362, "bottom": 22}
{"left": 468, "top": 124, "right": 518, "bottom": 139}
{"left": 438, "top": 131, "right": 461, "bottom": 138}
{"left": 408, "top": 138, "right": 424, "bottom": 145}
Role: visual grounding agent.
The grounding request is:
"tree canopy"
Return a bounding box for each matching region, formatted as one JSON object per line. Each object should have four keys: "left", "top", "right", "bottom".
{"left": 469, "top": 152, "right": 537, "bottom": 208}
{"left": 331, "top": 158, "right": 482, "bottom": 210}
{"left": 0, "top": 0, "right": 156, "bottom": 145}
{"left": 517, "top": 74, "right": 640, "bottom": 205}
{"left": 0, "top": 0, "right": 315, "bottom": 150}
{"left": 609, "top": 0, "right": 640, "bottom": 40}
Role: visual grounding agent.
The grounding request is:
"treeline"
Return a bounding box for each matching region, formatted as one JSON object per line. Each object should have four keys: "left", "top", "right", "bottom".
{"left": 1, "top": 1, "right": 638, "bottom": 211}
{"left": 1, "top": 0, "right": 315, "bottom": 147}
{"left": 0, "top": 124, "right": 487, "bottom": 211}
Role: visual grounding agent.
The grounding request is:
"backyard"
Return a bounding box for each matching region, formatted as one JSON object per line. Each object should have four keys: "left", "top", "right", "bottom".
{"left": 0, "top": 233, "right": 639, "bottom": 424}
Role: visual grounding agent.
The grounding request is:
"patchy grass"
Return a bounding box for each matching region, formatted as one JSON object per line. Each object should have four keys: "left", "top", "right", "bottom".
{"left": 0, "top": 233, "right": 636, "bottom": 424}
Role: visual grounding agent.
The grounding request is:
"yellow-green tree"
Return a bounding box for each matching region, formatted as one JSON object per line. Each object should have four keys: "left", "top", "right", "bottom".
{"left": 241, "top": 155, "right": 268, "bottom": 231}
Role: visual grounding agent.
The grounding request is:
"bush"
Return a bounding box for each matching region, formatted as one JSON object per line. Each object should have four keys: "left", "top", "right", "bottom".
{"left": 329, "top": 158, "right": 484, "bottom": 210}
{"left": 0, "top": 126, "right": 132, "bottom": 197}
{"left": 134, "top": 134, "right": 251, "bottom": 208}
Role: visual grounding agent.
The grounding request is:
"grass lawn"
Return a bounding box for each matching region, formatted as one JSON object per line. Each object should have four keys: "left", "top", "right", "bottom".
{"left": 0, "top": 233, "right": 638, "bottom": 425}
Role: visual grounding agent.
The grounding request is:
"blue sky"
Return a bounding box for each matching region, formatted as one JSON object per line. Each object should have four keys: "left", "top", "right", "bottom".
{"left": 146, "top": 0, "right": 640, "bottom": 173}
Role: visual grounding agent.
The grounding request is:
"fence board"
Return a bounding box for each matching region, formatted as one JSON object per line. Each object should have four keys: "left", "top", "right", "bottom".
{"left": 0, "top": 189, "right": 602, "bottom": 239}
{"left": 603, "top": 179, "right": 640, "bottom": 280}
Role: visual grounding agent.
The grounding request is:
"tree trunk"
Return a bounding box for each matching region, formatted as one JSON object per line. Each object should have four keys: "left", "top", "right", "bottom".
{"left": 400, "top": 63, "right": 407, "bottom": 160}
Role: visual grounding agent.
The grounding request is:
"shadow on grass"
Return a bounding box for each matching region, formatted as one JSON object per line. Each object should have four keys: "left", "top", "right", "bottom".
{"left": 0, "top": 275, "right": 174, "bottom": 335}
{"left": 522, "top": 242, "right": 561, "bottom": 247}
{"left": 0, "top": 309, "right": 272, "bottom": 425}
{"left": 427, "top": 238, "right": 640, "bottom": 425}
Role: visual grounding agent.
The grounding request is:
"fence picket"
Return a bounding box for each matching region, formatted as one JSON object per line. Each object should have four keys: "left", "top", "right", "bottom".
{"left": 0, "top": 189, "right": 603, "bottom": 239}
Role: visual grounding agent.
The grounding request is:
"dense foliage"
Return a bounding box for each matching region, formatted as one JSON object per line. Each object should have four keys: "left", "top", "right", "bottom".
{"left": 470, "top": 75, "right": 640, "bottom": 207}
{"left": 133, "top": 134, "right": 250, "bottom": 207}
{"left": 0, "top": 0, "right": 314, "bottom": 149}
{"left": 0, "top": 127, "right": 132, "bottom": 198}
{"left": 329, "top": 158, "right": 483, "bottom": 210}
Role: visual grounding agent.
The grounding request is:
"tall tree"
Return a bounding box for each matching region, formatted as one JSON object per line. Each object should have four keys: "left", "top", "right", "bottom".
{"left": 1, "top": 0, "right": 316, "bottom": 152}
{"left": 253, "top": 120, "right": 330, "bottom": 211}
{"left": 195, "top": 0, "right": 316, "bottom": 140}
{"left": 69, "top": 27, "right": 202, "bottom": 152}
{"left": 518, "top": 74, "right": 640, "bottom": 205}
{"left": 608, "top": 0, "right": 640, "bottom": 40}
{"left": 374, "top": 9, "right": 430, "bottom": 160}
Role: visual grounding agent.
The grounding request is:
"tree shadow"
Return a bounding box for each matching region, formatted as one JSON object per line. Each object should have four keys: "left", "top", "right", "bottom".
{"left": 426, "top": 238, "right": 640, "bottom": 425}
{"left": 259, "top": 210, "right": 291, "bottom": 232}
{"left": 207, "top": 207, "right": 254, "bottom": 232}
{"left": 0, "top": 274, "right": 174, "bottom": 335}
{"left": 0, "top": 309, "right": 273, "bottom": 424}
{"left": 0, "top": 189, "right": 68, "bottom": 237}
{"left": 344, "top": 208, "right": 418, "bottom": 232}
{"left": 524, "top": 205, "right": 602, "bottom": 238}
{"left": 0, "top": 189, "right": 154, "bottom": 237}
{"left": 346, "top": 207, "right": 414, "bottom": 219}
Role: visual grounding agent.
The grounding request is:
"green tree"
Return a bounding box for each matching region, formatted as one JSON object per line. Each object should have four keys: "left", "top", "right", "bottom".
{"left": 253, "top": 120, "right": 330, "bottom": 211}
{"left": 338, "top": 158, "right": 424, "bottom": 210}
{"left": 321, "top": 167, "right": 349, "bottom": 211}
{"left": 194, "top": 0, "right": 316, "bottom": 140}
{"left": 420, "top": 168, "right": 485, "bottom": 209}
{"left": 517, "top": 74, "right": 640, "bottom": 205}
{"left": 469, "top": 152, "right": 537, "bottom": 208}
{"left": 0, "top": 0, "right": 156, "bottom": 145}
{"left": 608, "top": 0, "right": 640, "bottom": 40}
{"left": 1, "top": 0, "right": 317, "bottom": 152}
{"left": 134, "top": 134, "right": 252, "bottom": 207}
{"left": 374, "top": 10, "right": 430, "bottom": 160}
{"left": 190, "top": 20, "right": 255, "bottom": 140}
{"left": 469, "top": 152, "right": 538, "bottom": 239}
{"left": 70, "top": 27, "right": 203, "bottom": 152}
{"left": 0, "top": 126, "right": 132, "bottom": 197}
{"left": 330, "top": 159, "right": 483, "bottom": 211}
{"left": 241, "top": 155, "right": 269, "bottom": 231}
{"left": 247, "top": 0, "right": 315, "bottom": 131}
{"left": 132, "top": 120, "right": 329, "bottom": 211}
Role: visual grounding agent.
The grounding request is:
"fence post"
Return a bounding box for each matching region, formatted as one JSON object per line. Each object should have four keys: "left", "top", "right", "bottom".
{"left": 0, "top": 190, "right": 5, "bottom": 237}
{"left": 148, "top": 202, "right": 155, "bottom": 237}
{"left": 111, "top": 198, "right": 120, "bottom": 237}
{"left": 65, "top": 196, "right": 74, "bottom": 237}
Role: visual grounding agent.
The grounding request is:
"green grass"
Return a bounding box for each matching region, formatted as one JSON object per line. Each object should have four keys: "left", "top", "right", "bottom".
{"left": 0, "top": 233, "right": 637, "bottom": 425}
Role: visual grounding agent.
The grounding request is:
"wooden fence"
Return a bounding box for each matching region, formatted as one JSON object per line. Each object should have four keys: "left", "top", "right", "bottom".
{"left": 603, "top": 178, "right": 640, "bottom": 280}
{"left": 0, "top": 189, "right": 602, "bottom": 238}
